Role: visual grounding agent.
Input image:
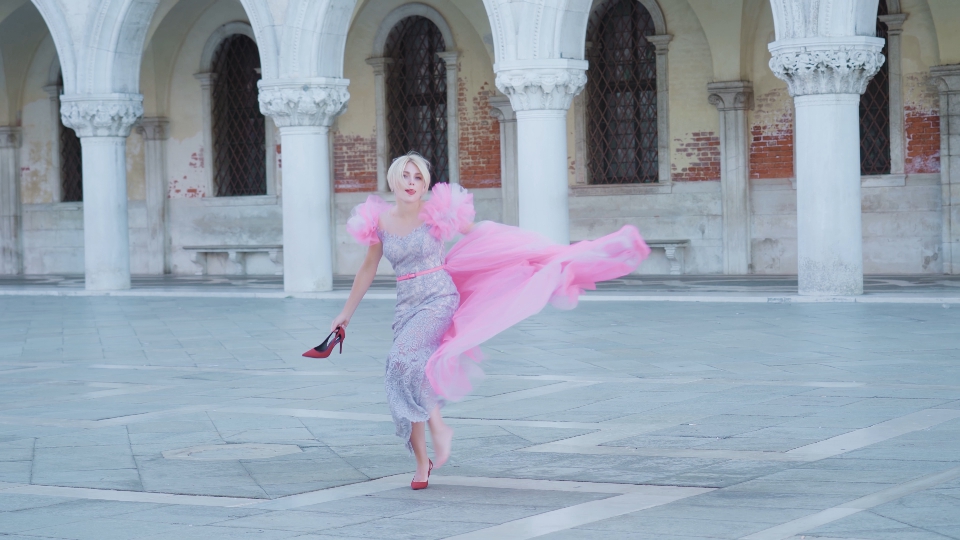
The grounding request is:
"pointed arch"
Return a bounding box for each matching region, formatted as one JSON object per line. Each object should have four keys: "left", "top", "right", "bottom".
{"left": 280, "top": 0, "right": 355, "bottom": 79}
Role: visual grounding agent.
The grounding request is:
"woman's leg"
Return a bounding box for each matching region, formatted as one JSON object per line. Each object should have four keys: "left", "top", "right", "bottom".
{"left": 428, "top": 406, "right": 454, "bottom": 467}
{"left": 410, "top": 421, "right": 431, "bottom": 481}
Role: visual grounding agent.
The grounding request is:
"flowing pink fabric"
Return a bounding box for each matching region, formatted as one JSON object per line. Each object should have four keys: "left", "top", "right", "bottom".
{"left": 419, "top": 183, "right": 475, "bottom": 240}
{"left": 346, "top": 195, "right": 390, "bottom": 246}
{"left": 426, "top": 221, "right": 651, "bottom": 400}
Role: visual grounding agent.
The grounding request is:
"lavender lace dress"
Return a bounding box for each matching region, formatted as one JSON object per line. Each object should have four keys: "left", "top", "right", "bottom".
{"left": 378, "top": 224, "right": 459, "bottom": 452}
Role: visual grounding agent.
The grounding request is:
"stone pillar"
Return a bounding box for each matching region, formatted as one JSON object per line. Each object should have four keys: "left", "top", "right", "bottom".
{"left": 648, "top": 35, "right": 673, "bottom": 182}
{"left": 438, "top": 52, "right": 460, "bottom": 185}
{"left": 259, "top": 78, "right": 349, "bottom": 293}
{"left": 488, "top": 96, "right": 518, "bottom": 226}
{"left": 495, "top": 60, "right": 588, "bottom": 244}
{"left": 0, "top": 127, "right": 21, "bottom": 275}
{"left": 769, "top": 38, "right": 884, "bottom": 295}
{"left": 137, "top": 118, "right": 169, "bottom": 275}
{"left": 708, "top": 81, "right": 753, "bottom": 275}
{"left": 60, "top": 94, "right": 143, "bottom": 290}
{"left": 366, "top": 58, "right": 393, "bottom": 192}
{"left": 194, "top": 73, "right": 217, "bottom": 196}
{"left": 882, "top": 14, "right": 908, "bottom": 175}
{"left": 931, "top": 65, "right": 960, "bottom": 275}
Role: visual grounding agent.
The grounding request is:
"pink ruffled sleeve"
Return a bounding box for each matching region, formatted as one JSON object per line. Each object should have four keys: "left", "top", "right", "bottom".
{"left": 419, "top": 183, "right": 476, "bottom": 241}
{"left": 346, "top": 195, "right": 390, "bottom": 246}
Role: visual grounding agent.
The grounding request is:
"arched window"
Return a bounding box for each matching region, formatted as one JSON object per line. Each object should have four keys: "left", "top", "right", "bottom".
{"left": 58, "top": 72, "right": 83, "bottom": 202}
{"left": 384, "top": 16, "right": 449, "bottom": 185}
{"left": 211, "top": 34, "right": 266, "bottom": 197}
{"left": 860, "top": 0, "right": 890, "bottom": 175}
{"left": 585, "top": 0, "right": 659, "bottom": 184}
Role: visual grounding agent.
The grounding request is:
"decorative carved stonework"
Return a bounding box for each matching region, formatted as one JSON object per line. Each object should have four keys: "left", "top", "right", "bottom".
{"left": 60, "top": 95, "right": 144, "bottom": 138}
{"left": 258, "top": 79, "right": 350, "bottom": 128}
{"left": 707, "top": 81, "right": 754, "bottom": 111}
{"left": 768, "top": 39, "right": 885, "bottom": 97}
{"left": 495, "top": 68, "right": 588, "bottom": 112}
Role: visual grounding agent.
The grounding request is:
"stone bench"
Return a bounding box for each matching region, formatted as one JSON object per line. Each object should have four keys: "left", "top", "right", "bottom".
{"left": 183, "top": 245, "right": 282, "bottom": 275}
{"left": 645, "top": 239, "right": 690, "bottom": 275}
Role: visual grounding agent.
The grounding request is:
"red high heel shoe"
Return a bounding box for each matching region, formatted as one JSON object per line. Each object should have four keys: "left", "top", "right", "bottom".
{"left": 411, "top": 460, "right": 433, "bottom": 490}
{"left": 302, "top": 326, "right": 345, "bottom": 358}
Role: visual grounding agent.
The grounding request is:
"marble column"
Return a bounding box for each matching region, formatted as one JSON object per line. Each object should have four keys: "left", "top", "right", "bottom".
{"left": 259, "top": 78, "right": 349, "bottom": 293}
{"left": 881, "top": 14, "right": 909, "bottom": 175}
{"left": 488, "top": 96, "right": 518, "bottom": 226}
{"left": 60, "top": 94, "right": 143, "bottom": 290}
{"left": 931, "top": 64, "right": 960, "bottom": 275}
{"left": 495, "top": 60, "right": 588, "bottom": 244}
{"left": 708, "top": 81, "right": 753, "bottom": 275}
{"left": 137, "top": 117, "right": 169, "bottom": 275}
{"left": 0, "top": 127, "right": 21, "bottom": 275}
{"left": 438, "top": 51, "right": 460, "bottom": 185}
{"left": 769, "top": 38, "right": 884, "bottom": 295}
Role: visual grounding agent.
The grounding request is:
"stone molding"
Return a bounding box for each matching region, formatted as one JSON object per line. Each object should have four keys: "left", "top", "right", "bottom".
{"left": 495, "top": 63, "right": 589, "bottom": 112}
{"left": 0, "top": 127, "right": 20, "bottom": 149}
{"left": 707, "top": 81, "right": 754, "bottom": 111}
{"left": 258, "top": 78, "right": 350, "bottom": 128}
{"left": 59, "top": 94, "right": 144, "bottom": 138}
{"left": 137, "top": 117, "right": 169, "bottom": 141}
{"left": 768, "top": 38, "right": 885, "bottom": 97}
{"left": 879, "top": 13, "right": 908, "bottom": 34}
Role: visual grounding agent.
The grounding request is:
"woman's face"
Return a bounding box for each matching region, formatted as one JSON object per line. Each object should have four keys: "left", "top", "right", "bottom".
{"left": 395, "top": 161, "right": 428, "bottom": 204}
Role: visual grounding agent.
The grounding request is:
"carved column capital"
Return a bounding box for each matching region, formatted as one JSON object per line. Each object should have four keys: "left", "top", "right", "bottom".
{"left": 931, "top": 64, "right": 960, "bottom": 94}
{"left": 494, "top": 60, "right": 588, "bottom": 112}
{"left": 365, "top": 57, "right": 393, "bottom": 75}
{"left": 436, "top": 51, "right": 459, "bottom": 67}
{"left": 258, "top": 78, "right": 350, "bottom": 128}
{"left": 60, "top": 94, "right": 144, "bottom": 138}
{"left": 768, "top": 37, "right": 886, "bottom": 97}
{"left": 137, "top": 117, "right": 169, "bottom": 140}
{"left": 879, "top": 13, "right": 908, "bottom": 35}
{"left": 646, "top": 34, "right": 673, "bottom": 54}
{"left": 0, "top": 127, "right": 21, "bottom": 149}
{"left": 488, "top": 95, "right": 516, "bottom": 123}
{"left": 707, "top": 81, "right": 754, "bottom": 111}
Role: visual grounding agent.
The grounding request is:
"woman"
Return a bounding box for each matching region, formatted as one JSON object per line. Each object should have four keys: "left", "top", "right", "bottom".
{"left": 332, "top": 152, "right": 649, "bottom": 490}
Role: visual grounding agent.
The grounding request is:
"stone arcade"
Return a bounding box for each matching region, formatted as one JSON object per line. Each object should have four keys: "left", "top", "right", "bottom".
{"left": 0, "top": 0, "right": 957, "bottom": 296}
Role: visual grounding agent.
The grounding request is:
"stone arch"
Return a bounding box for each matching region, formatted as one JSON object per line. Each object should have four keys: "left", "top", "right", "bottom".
{"left": 28, "top": 0, "right": 76, "bottom": 92}
{"left": 769, "top": 0, "right": 883, "bottom": 40}
{"left": 373, "top": 3, "right": 457, "bottom": 57}
{"left": 483, "top": 0, "right": 593, "bottom": 64}
{"left": 278, "top": 0, "right": 355, "bottom": 79}
{"left": 236, "top": 0, "right": 279, "bottom": 79}
{"left": 200, "top": 21, "right": 256, "bottom": 72}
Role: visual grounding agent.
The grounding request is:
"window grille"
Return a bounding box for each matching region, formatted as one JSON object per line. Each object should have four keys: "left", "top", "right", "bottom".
{"left": 58, "top": 73, "right": 83, "bottom": 202}
{"left": 860, "top": 0, "right": 891, "bottom": 175}
{"left": 585, "top": 0, "right": 659, "bottom": 184}
{"left": 211, "top": 34, "right": 267, "bottom": 197}
{"left": 384, "top": 16, "right": 449, "bottom": 186}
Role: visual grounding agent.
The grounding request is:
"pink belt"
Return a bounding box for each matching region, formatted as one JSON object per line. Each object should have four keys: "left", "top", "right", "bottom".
{"left": 397, "top": 265, "right": 445, "bottom": 282}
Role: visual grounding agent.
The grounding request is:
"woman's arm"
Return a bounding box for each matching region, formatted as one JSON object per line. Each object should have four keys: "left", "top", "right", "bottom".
{"left": 331, "top": 242, "right": 383, "bottom": 331}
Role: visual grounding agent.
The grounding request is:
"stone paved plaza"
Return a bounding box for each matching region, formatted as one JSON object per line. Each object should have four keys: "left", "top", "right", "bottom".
{"left": 1, "top": 295, "right": 959, "bottom": 539}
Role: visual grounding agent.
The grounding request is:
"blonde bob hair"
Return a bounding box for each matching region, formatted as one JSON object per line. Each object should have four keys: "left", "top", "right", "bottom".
{"left": 387, "top": 151, "right": 432, "bottom": 192}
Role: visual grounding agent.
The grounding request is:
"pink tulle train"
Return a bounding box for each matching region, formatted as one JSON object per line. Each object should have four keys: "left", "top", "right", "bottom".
{"left": 426, "top": 222, "right": 651, "bottom": 400}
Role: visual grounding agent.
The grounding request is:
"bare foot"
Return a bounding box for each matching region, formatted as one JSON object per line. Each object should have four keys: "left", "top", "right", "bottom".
{"left": 430, "top": 423, "right": 453, "bottom": 468}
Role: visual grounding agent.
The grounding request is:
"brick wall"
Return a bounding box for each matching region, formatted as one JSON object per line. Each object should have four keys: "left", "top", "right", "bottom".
{"left": 904, "top": 75, "right": 941, "bottom": 174}
{"left": 333, "top": 132, "right": 377, "bottom": 192}
{"left": 750, "top": 89, "right": 794, "bottom": 179}
{"left": 457, "top": 78, "right": 501, "bottom": 189}
{"left": 671, "top": 132, "right": 720, "bottom": 181}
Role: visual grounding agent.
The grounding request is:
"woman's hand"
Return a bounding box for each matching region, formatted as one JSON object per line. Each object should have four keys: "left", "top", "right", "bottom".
{"left": 331, "top": 312, "right": 350, "bottom": 332}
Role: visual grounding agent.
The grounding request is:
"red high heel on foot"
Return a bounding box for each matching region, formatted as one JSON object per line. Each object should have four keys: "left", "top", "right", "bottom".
{"left": 411, "top": 460, "right": 433, "bottom": 490}
{"left": 302, "top": 327, "right": 345, "bottom": 358}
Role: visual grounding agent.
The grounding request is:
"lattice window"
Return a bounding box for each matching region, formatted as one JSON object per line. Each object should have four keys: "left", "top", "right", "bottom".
{"left": 585, "top": 0, "right": 659, "bottom": 185}
{"left": 384, "top": 16, "right": 449, "bottom": 186}
{"left": 211, "top": 34, "right": 266, "bottom": 197}
{"left": 860, "top": 0, "right": 891, "bottom": 176}
{"left": 58, "top": 73, "right": 83, "bottom": 202}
